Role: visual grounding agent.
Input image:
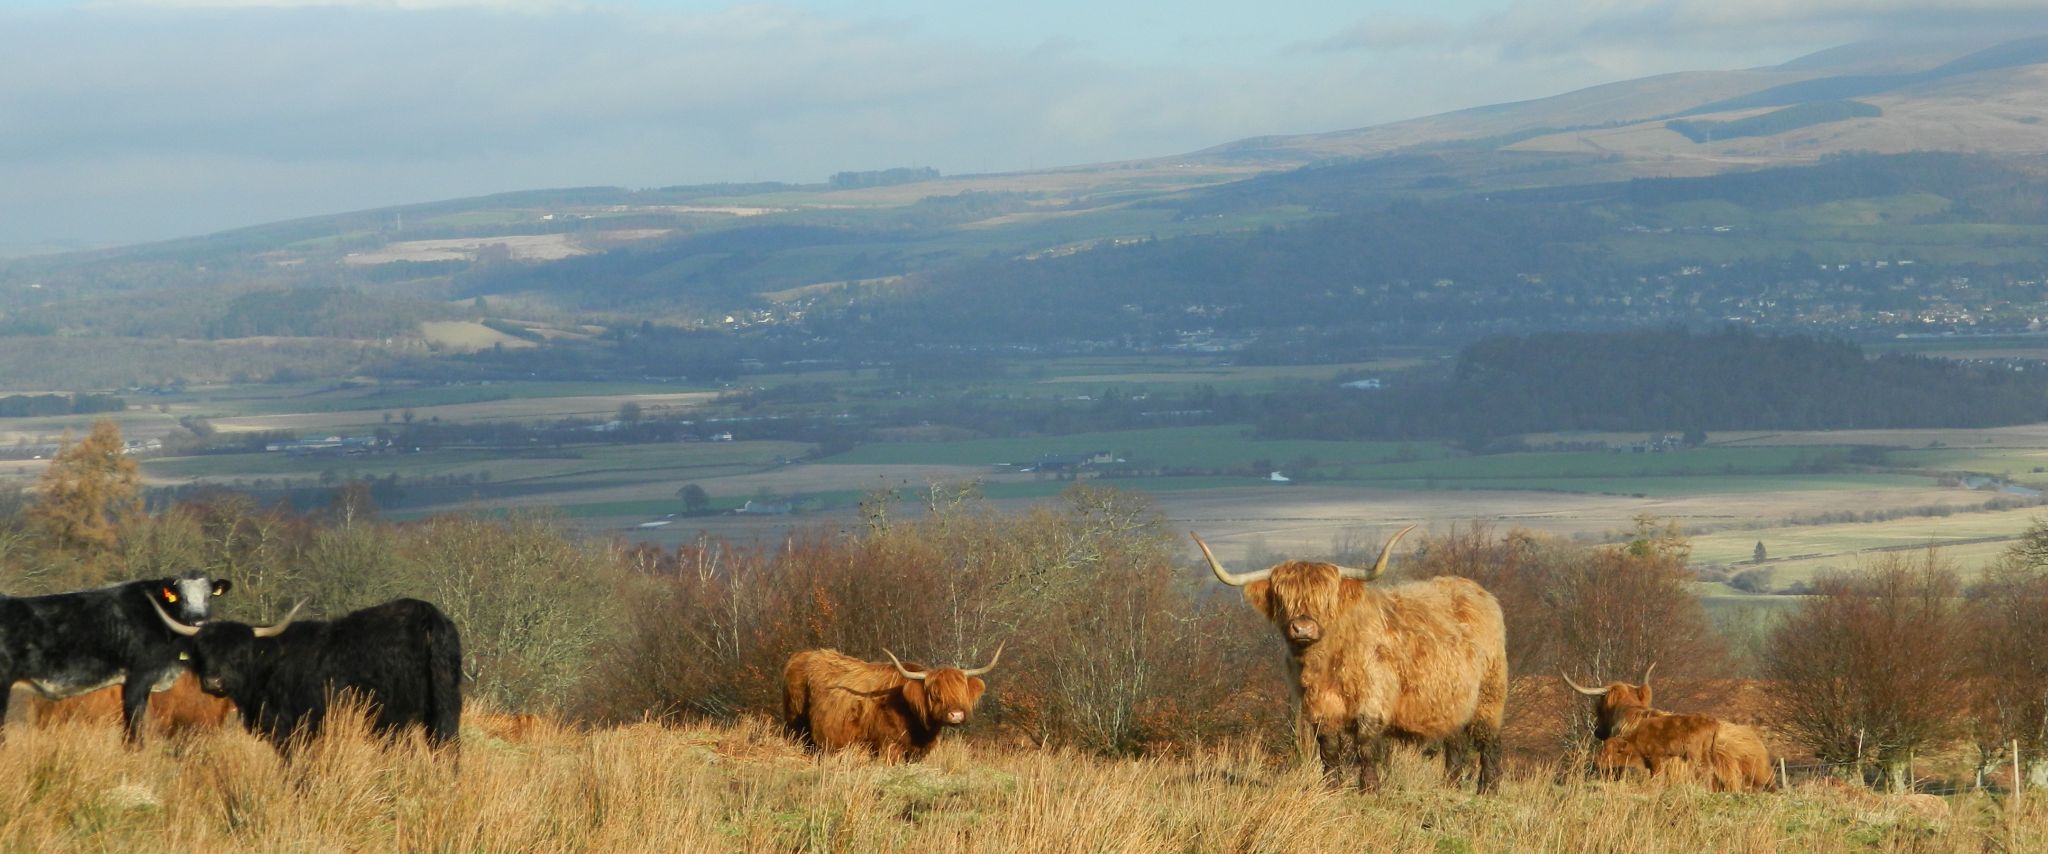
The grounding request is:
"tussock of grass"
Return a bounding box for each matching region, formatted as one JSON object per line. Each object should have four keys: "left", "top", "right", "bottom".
{"left": 1, "top": 713, "right": 2042, "bottom": 852}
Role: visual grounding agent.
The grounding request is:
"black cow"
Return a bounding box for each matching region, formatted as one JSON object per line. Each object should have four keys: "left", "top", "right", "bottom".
{"left": 0, "top": 571, "right": 230, "bottom": 744}
{"left": 150, "top": 597, "right": 461, "bottom": 755}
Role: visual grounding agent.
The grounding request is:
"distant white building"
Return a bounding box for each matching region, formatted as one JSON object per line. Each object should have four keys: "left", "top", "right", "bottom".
{"left": 1269, "top": 471, "right": 1290, "bottom": 483}
{"left": 1340, "top": 378, "right": 1382, "bottom": 390}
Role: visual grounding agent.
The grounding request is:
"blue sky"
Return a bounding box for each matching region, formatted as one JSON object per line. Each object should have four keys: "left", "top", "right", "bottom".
{"left": 2, "top": 0, "right": 2044, "bottom": 249}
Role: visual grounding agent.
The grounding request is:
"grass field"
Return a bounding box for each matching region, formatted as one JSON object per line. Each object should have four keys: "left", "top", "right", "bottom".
{"left": 822, "top": 426, "right": 1453, "bottom": 470}
{"left": 0, "top": 713, "right": 2023, "bottom": 852}
{"left": 147, "top": 441, "right": 810, "bottom": 482}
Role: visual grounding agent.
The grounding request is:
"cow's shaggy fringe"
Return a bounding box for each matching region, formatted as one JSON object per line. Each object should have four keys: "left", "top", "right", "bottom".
{"left": 0, "top": 711, "right": 2039, "bottom": 853}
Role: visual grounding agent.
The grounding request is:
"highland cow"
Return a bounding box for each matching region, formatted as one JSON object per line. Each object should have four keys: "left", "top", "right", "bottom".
{"left": 1196, "top": 526, "right": 1508, "bottom": 793}
{"left": 783, "top": 645, "right": 1001, "bottom": 760}
{"left": 1566, "top": 667, "right": 1774, "bottom": 792}
{"left": 152, "top": 597, "right": 462, "bottom": 755}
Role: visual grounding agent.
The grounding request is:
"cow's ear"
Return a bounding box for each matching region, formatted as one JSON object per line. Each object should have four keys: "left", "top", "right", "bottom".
{"left": 1242, "top": 579, "right": 1274, "bottom": 619}
{"left": 212, "top": 579, "right": 233, "bottom": 596}
{"left": 158, "top": 584, "right": 181, "bottom": 605}
{"left": 1337, "top": 578, "right": 1367, "bottom": 605}
{"left": 1637, "top": 684, "right": 1652, "bottom": 708}
{"left": 901, "top": 678, "right": 927, "bottom": 710}
{"left": 966, "top": 677, "right": 987, "bottom": 706}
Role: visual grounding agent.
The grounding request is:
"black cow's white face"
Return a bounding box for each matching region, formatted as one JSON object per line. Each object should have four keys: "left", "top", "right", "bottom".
{"left": 157, "top": 571, "right": 231, "bottom": 626}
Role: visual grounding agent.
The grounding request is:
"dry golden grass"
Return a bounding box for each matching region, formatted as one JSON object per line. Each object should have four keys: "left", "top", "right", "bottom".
{"left": 2, "top": 711, "right": 2039, "bottom": 853}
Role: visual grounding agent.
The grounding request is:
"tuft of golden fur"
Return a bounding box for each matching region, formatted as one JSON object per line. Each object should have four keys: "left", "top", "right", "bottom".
{"left": 782, "top": 648, "right": 988, "bottom": 761}
{"left": 1241, "top": 561, "right": 1508, "bottom": 792}
{"left": 1708, "top": 723, "right": 1775, "bottom": 792}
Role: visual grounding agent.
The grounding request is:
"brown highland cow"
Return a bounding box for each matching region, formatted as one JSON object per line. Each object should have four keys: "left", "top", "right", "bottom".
{"left": 782, "top": 645, "right": 1001, "bottom": 760}
{"left": 1195, "top": 525, "right": 1508, "bottom": 793}
{"left": 1566, "top": 666, "right": 1774, "bottom": 792}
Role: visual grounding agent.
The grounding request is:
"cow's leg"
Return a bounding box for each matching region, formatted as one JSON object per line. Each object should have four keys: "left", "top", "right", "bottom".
{"left": 1470, "top": 719, "right": 1503, "bottom": 794}
{"left": 1353, "top": 718, "right": 1390, "bottom": 792}
{"left": 1439, "top": 732, "right": 1473, "bottom": 788}
{"left": 119, "top": 675, "right": 151, "bottom": 746}
{"left": 1315, "top": 726, "right": 1351, "bottom": 788}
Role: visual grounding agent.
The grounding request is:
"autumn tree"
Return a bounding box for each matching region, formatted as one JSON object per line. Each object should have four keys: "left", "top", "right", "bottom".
{"left": 1967, "top": 521, "right": 2048, "bottom": 788}
{"left": 1763, "top": 551, "right": 1968, "bottom": 790}
{"left": 30, "top": 418, "right": 142, "bottom": 563}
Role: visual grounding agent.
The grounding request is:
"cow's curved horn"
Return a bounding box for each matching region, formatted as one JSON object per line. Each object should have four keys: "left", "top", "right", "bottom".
{"left": 961, "top": 643, "right": 1004, "bottom": 678}
{"left": 1337, "top": 524, "right": 1417, "bottom": 581}
{"left": 1561, "top": 671, "right": 1608, "bottom": 696}
{"left": 1640, "top": 661, "right": 1656, "bottom": 690}
{"left": 1191, "top": 532, "right": 1272, "bottom": 587}
{"left": 251, "top": 601, "right": 304, "bottom": 639}
{"left": 147, "top": 595, "right": 201, "bottom": 638}
{"left": 883, "top": 649, "right": 927, "bottom": 681}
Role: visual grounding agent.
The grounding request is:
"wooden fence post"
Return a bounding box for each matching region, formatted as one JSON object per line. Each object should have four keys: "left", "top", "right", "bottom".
{"left": 2015, "top": 740, "right": 2024, "bottom": 798}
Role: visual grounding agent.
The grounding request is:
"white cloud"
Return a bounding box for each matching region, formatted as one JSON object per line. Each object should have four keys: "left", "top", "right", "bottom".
{"left": 1308, "top": 13, "right": 1462, "bottom": 53}
{"left": 4, "top": 1, "right": 2047, "bottom": 246}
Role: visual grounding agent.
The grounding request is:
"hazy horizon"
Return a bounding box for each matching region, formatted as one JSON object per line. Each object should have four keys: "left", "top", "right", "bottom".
{"left": 5, "top": 0, "right": 2047, "bottom": 252}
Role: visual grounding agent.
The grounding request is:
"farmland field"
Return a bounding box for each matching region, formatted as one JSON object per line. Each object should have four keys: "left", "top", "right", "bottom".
{"left": 0, "top": 358, "right": 2018, "bottom": 578}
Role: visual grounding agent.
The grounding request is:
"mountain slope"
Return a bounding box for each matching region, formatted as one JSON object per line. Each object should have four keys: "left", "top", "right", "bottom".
{"left": 1177, "top": 36, "right": 2048, "bottom": 170}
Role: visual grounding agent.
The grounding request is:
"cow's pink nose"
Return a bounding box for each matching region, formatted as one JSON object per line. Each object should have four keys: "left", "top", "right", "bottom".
{"left": 1287, "top": 617, "right": 1322, "bottom": 643}
{"left": 946, "top": 710, "right": 965, "bottom": 724}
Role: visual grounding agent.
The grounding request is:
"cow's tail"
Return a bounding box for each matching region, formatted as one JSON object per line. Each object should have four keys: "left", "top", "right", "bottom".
{"left": 425, "top": 607, "right": 464, "bottom": 757}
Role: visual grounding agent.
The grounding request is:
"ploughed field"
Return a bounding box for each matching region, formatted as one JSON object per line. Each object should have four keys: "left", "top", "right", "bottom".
{"left": 0, "top": 712, "right": 2025, "bottom": 852}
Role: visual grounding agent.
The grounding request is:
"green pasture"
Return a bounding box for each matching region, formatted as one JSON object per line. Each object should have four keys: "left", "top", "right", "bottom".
{"left": 145, "top": 440, "right": 812, "bottom": 485}
{"left": 821, "top": 426, "right": 1455, "bottom": 470}
{"left": 1890, "top": 447, "right": 2048, "bottom": 487}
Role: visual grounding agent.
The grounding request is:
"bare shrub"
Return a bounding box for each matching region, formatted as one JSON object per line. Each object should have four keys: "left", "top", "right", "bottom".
{"left": 1965, "top": 527, "right": 2048, "bottom": 787}
{"left": 1410, "top": 518, "right": 1727, "bottom": 748}
{"left": 1762, "top": 550, "right": 1968, "bottom": 790}
{"left": 578, "top": 484, "right": 1290, "bottom": 756}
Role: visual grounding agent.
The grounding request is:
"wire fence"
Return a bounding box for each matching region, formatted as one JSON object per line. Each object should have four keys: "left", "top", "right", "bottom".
{"left": 1770, "top": 738, "right": 2031, "bottom": 797}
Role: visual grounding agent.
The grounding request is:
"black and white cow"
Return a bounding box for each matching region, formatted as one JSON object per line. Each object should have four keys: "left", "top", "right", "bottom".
{"left": 150, "top": 597, "right": 462, "bottom": 755}
{"left": 0, "top": 571, "right": 230, "bottom": 744}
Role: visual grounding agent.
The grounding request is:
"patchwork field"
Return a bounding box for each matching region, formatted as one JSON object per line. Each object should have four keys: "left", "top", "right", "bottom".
{"left": 0, "top": 361, "right": 2037, "bottom": 590}
{"left": 199, "top": 391, "right": 718, "bottom": 434}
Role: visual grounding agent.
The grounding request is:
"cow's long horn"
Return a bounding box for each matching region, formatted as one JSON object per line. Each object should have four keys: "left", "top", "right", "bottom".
{"left": 1561, "top": 671, "right": 1608, "bottom": 696}
{"left": 147, "top": 596, "right": 201, "bottom": 638}
{"left": 883, "top": 649, "right": 928, "bottom": 681}
{"left": 1337, "top": 524, "right": 1417, "bottom": 581}
{"left": 251, "top": 601, "right": 305, "bottom": 639}
{"left": 1640, "top": 661, "right": 1655, "bottom": 690}
{"left": 961, "top": 643, "right": 1004, "bottom": 678}
{"left": 1191, "top": 532, "right": 1272, "bottom": 587}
